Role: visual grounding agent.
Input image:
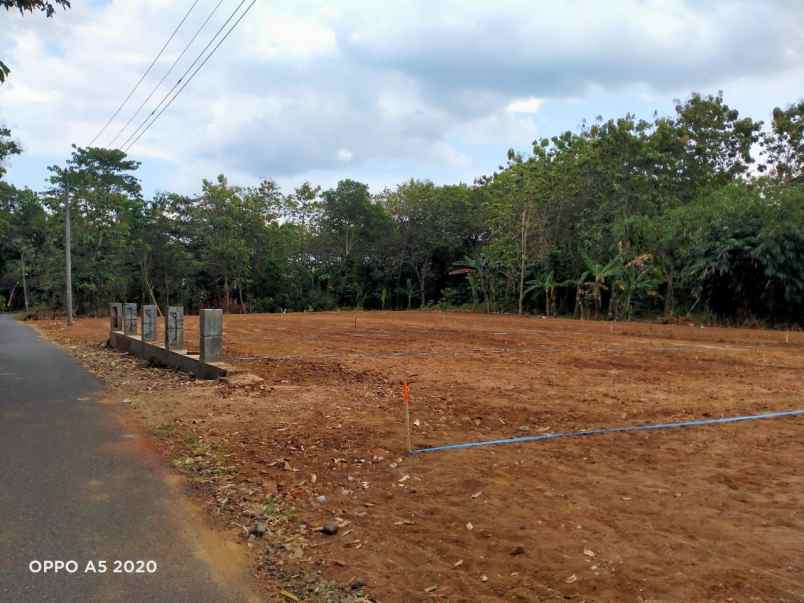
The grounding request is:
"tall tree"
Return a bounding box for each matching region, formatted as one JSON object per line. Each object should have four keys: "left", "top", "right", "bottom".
{"left": 46, "top": 146, "right": 143, "bottom": 314}
{"left": 762, "top": 101, "right": 804, "bottom": 185}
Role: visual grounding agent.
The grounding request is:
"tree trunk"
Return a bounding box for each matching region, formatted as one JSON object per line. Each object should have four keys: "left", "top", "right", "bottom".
{"left": 224, "top": 276, "right": 231, "bottom": 312}
{"left": 416, "top": 259, "right": 431, "bottom": 309}
{"left": 664, "top": 268, "right": 675, "bottom": 317}
{"left": 21, "top": 250, "right": 29, "bottom": 312}
{"left": 141, "top": 254, "right": 163, "bottom": 316}
{"left": 163, "top": 274, "right": 170, "bottom": 311}
{"left": 517, "top": 206, "right": 529, "bottom": 315}
{"left": 8, "top": 283, "right": 17, "bottom": 310}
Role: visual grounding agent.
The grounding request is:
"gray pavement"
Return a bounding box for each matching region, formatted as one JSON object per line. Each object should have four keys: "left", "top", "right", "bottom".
{"left": 0, "top": 315, "right": 259, "bottom": 603}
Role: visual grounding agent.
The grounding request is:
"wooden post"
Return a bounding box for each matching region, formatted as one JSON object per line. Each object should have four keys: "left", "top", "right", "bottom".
{"left": 403, "top": 382, "right": 412, "bottom": 452}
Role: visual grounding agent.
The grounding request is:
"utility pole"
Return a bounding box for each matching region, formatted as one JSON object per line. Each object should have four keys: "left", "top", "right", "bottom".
{"left": 64, "top": 185, "right": 73, "bottom": 325}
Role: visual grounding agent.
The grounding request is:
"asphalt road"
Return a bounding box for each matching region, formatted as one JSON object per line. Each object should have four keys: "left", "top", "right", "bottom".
{"left": 0, "top": 315, "right": 259, "bottom": 603}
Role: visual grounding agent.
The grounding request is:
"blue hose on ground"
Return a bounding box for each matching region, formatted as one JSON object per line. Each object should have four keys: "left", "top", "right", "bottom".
{"left": 410, "top": 407, "right": 804, "bottom": 455}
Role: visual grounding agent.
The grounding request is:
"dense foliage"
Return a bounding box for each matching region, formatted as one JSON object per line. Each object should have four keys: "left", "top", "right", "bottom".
{"left": 1, "top": 92, "right": 802, "bottom": 325}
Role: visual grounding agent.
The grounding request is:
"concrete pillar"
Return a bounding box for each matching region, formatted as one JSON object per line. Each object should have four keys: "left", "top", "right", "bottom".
{"left": 123, "top": 303, "right": 138, "bottom": 336}
{"left": 165, "top": 306, "right": 184, "bottom": 351}
{"left": 110, "top": 302, "right": 123, "bottom": 333}
{"left": 199, "top": 309, "right": 223, "bottom": 363}
{"left": 141, "top": 305, "right": 157, "bottom": 342}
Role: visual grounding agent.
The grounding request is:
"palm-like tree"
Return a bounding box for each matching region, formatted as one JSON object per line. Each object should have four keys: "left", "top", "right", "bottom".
{"left": 582, "top": 253, "right": 621, "bottom": 319}
{"left": 612, "top": 254, "right": 663, "bottom": 320}
{"left": 560, "top": 271, "right": 591, "bottom": 319}
{"left": 451, "top": 255, "right": 495, "bottom": 312}
{"left": 525, "top": 271, "right": 558, "bottom": 316}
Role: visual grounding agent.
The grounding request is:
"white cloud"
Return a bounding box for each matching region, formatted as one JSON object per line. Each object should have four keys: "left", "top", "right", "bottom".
{"left": 0, "top": 0, "right": 802, "bottom": 196}
{"left": 506, "top": 97, "right": 545, "bottom": 114}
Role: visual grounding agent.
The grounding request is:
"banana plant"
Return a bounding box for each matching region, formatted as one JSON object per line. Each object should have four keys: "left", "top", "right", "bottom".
{"left": 612, "top": 254, "right": 664, "bottom": 320}
{"left": 525, "top": 271, "right": 558, "bottom": 316}
{"left": 582, "top": 252, "right": 622, "bottom": 319}
{"left": 560, "top": 270, "right": 591, "bottom": 319}
{"left": 451, "top": 255, "right": 495, "bottom": 312}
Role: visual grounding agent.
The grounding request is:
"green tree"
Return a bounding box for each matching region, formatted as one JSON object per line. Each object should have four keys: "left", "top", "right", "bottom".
{"left": 317, "top": 180, "right": 392, "bottom": 306}
{"left": 385, "top": 180, "right": 474, "bottom": 308}
{"left": 46, "top": 146, "right": 143, "bottom": 314}
{"left": 762, "top": 101, "right": 804, "bottom": 185}
{"left": 0, "top": 127, "right": 22, "bottom": 178}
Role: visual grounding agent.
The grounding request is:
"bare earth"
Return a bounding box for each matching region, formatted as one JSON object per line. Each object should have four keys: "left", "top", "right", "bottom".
{"left": 34, "top": 311, "right": 804, "bottom": 602}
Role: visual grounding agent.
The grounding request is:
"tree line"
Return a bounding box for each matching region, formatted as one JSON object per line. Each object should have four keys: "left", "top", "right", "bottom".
{"left": 1, "top": 92, "right": 802, "bottom": 325}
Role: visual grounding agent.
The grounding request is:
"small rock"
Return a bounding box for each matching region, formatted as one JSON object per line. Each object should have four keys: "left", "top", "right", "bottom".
{"left": 250, "top": 522, "right": 267, "bottom": 538}
{"left": 466, "top": 522, "right": 474, "bottom": 530}
{"left": 321, "top": 522, "right": 338, "bottom": 535}
{"left": 350, "top": 579, "right": 366, "bottom": 591}
{"left": 316, "top": 495, "right": 328, "bottom": 504}
{"left": 511, "top": 546, "right": 526, "bottom": 556}
{"left": 480, "top": 575, "right": 488, "bottom": 582}
{"left": 565, "top": 574, "right": 577, "bottom": 584}
{"left": 222, "top": 372, "right": 264, "bottom": 387}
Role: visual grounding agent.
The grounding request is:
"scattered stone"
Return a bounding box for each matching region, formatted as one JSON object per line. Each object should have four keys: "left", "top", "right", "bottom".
{"left": 511, "top": 546, "right": 526, "bottom": 556}
{"left": 350, "top": 579, "right": 366, "bottom": 591}
{"left": 583, "top": 548, "right": 596, "bottom": 558}
{"left": 481, "top": 575, "right": 488, "bottom": 582}
{"left": 565, "top": 574, "right": 577, "bottom": 584}
{"left": 453, "top": 560, "right": 464, "bottom": 568}
{"left": 250, "top": 522, "right": 267, "bottom": 538}
{"left": 466, "top": 522, "right": 474, "bottom": 530}
{"left": 316, "top": 495, "right": 327, "bottom": 504}
{"left": 221, "top": 373, "right": 264, "bottom": 387}
{"left": 321, "top": 522, "right": 338, "bottom": 535}
{"left": 424, "top": 585, "right": 438, "bottom": 593}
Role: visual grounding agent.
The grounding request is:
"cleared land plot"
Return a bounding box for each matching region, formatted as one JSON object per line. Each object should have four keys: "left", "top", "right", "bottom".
{"left": 37, "top": 312, "right": 804, "bottom": 602}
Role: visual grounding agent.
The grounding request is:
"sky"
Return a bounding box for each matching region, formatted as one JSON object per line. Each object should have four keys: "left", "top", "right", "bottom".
{"left": 1, "top": 0, "right": 802, "bottom": 198}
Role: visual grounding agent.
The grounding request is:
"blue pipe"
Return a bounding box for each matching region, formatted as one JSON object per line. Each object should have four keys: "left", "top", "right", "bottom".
{"left": 410, "top": 407, "right": 804, "bottom": 455}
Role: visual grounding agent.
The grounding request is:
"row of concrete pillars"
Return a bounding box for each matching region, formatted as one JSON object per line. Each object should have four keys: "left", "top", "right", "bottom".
{"left": 109, "top": 303, "right": 223, "bottom": 363}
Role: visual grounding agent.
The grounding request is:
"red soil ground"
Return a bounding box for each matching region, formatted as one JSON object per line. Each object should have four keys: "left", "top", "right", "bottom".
{"left": 37, "top": 311, "right": 804, "bottom": 602}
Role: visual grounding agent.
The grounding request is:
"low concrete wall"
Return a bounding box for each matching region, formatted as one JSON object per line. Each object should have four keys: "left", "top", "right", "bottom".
{"left": 109, "top": 330, "right": 231, "bottom": 380}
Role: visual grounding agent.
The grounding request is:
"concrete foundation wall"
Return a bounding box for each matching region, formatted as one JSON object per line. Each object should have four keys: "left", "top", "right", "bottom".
{"left": 109, "top": 331, "right": 229, "bottom": 380}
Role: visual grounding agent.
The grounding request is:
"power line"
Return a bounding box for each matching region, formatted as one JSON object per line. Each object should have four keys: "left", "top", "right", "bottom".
{"left": 119, "top": 0, "right": 248, "bottom": 151}
{"left": 122, "top": 0, "right": 255, "bottom": 152}
{"left": 107, "top": 0, "right": 227, "bottom": 148}
{"left": 88, "top": 0, "right": 201, "bottom": 147}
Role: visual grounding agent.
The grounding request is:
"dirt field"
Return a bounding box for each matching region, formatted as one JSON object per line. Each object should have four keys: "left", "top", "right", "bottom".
{"left": 35, "top": 311, "right": 804, "bottom": 602}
